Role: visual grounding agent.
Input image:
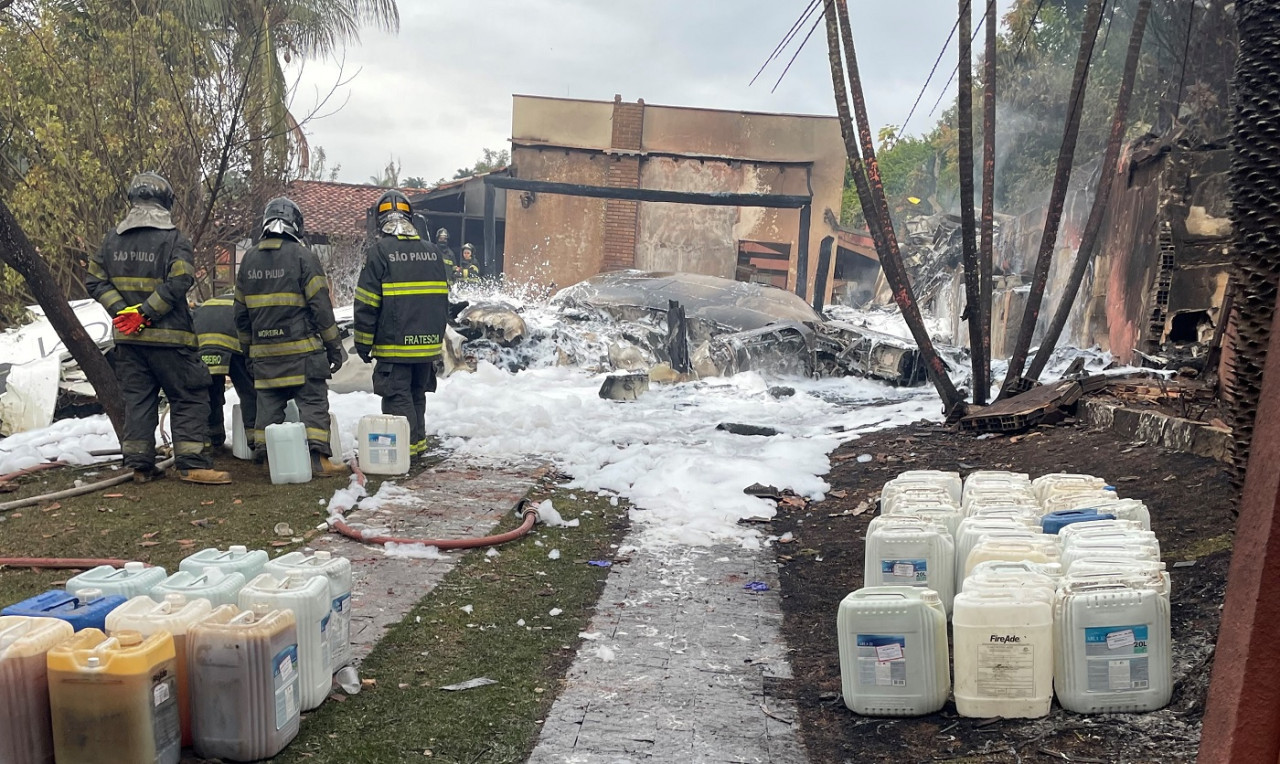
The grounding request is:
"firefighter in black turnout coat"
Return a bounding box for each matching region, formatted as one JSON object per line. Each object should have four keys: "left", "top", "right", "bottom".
{"left": 234, "top": 197, "right": 349, "bottom": 477}
{"left": 86, "top": 172, "right": 230, "bottom": 485}
{"left": 194, "top": 294, "right": 256, "bottom": 450}
{"left": 354, "top": 191, "right": 450, "bottom": 459}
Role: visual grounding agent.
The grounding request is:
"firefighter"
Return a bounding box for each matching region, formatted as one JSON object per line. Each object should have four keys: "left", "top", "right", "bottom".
{"left": 234, "top": 197, "right": 349, "bottom": 477}
{"left": 455, "top": 243, "right": 481, "bottom": 283}
{"left": 86, "top": 172, "right": 231, "bottom": 485}
{"left": 435, "top": 227, "right": 456, "bottom": 281}
{"left": 194, "top": 293, "right": 255, "bottom": 450}
{"left": 354, "top": 190, "right": 450, "bottom": 460}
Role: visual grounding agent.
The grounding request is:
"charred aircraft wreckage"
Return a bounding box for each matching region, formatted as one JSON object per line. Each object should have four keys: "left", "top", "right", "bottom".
{"left": 432, "top": 271, "right": 930, "bottom": 387}
{"left": 0, "top": 272, "right": 932, "bottom": 433}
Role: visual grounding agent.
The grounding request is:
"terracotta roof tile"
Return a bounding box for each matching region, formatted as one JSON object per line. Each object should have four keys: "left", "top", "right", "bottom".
{"left": 285, "top": 180, "right": 427, "bottom": 240}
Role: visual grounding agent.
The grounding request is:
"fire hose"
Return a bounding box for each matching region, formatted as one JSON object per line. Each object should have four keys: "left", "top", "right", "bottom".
{"left": 326, "top": 456, "right": 541, "bottom": 550}
{"left": 0, "top": 457, "right": 175, "bottom": 514}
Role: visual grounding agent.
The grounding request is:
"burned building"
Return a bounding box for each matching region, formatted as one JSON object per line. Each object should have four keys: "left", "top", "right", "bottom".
{"left": 860, "top": 134, "right": 1232, "bottom": 372}
{"left": 408, "top": 171, "right": 508, "bottom": 277}
{"left": 497, "top": 95, "right": 846, "bottom": 302}
{"left": 1083, "top": 136, "right": 1232, "bottom": 367}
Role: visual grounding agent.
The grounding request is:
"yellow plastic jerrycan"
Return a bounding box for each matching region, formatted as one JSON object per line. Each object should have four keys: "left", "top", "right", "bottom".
{"left": 47, "top": 628, "right": 180, "bottom": 764}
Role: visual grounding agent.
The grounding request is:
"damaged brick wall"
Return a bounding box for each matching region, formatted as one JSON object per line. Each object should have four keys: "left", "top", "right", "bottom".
{"left": 1092, "top": 139, "right": 1233, "bottom": 365}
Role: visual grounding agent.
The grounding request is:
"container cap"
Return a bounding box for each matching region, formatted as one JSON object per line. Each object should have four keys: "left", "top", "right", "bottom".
{"left": 115, "top": 630, "right": 143, "bottom": 647}
{"left": 77, "top": 588, "right": 103, "bottom": 601}
{"left": 124, "top": 561, "right": 145, "bottom": 572}
{"left": 252, "top": 603, "right": 271, "bottom": 616}
{"left": 163, "top": 593, "right": 188, "bottom": 608}
{"left": 230, "top": 545, "right": 248, "bottom": 554}
{"left": 314, "top": 551, "right": 332, "bottom": 561}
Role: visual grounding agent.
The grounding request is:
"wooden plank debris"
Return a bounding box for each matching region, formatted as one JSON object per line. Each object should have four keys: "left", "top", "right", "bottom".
{"left": 959, "top": 379, "right": 1083, "bottom": 434}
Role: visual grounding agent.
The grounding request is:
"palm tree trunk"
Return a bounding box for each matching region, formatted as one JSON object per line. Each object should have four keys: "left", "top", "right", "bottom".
{"left": 1222, "top": 0, "right": 1280, "bottom": 484}
{"left": 1027, "top": 0, "right": 1152, "bottom": 380}
{"left": 827, "top": 0, "right": 966, "bottom": 414}
{"left": 957, "top": 0, "right": 984, "bottom": 403}
{"left": 0, "top": 199, "right": 125, "bottom": 435}
{"left": 979, "top": 0, "right": 997, "bottom": 402}
{"left": 999, "top": 0, "right": 1106, "bottom": 398}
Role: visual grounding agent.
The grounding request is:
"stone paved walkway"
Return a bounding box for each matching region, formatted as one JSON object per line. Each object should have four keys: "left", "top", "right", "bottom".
{"left": 528, "top": 542, "right": 807, "bottom": 764}
{"left": 310, "top": 456, "right": 545, "bottom": 662}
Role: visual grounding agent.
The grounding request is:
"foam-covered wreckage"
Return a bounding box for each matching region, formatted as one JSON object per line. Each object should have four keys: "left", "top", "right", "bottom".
{"left": 0, "top": 300, "right": 114, "bottom": 435}
{"left": 443, "top": 271, "right": 928, "bottom": 385}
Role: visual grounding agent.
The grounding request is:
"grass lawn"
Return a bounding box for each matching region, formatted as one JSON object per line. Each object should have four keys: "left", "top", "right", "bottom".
{"left": 0, "top": 451, "right": 371, "bottom": 604}
{"left": 279, "top": 482, "right": 628, "bottom": 763}
{"left": 0, "top": 451, "right": 630, "bottom": 763}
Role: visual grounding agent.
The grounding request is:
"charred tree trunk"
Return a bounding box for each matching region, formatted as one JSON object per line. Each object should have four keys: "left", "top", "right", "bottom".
{"left": 828, "top": 0, "right": 966, "bottom": 415}
{"left": 1224, "top": 0, "right": 1280, "bottom": 484}
{"left": 999, "top": 0, "right": 1106, "bottom": 398}
{"left": 958, "top": 0, "right": 985, "bottom": 404}
{"left": 1028, "top": 0, "right": 1152, "bottom": 380}
{"left": 0, "top": 199, "right": 124, "bottom": 435}
{"left": 979, "top": 0, "right": 997, "bottom": 403}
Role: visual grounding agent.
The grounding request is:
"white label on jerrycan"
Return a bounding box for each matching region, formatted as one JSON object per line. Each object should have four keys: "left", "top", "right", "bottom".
{"left": 332, "top": 593, "right": 351, "bottom": 659}
{"left": 1086, "top": 625, "right": 1150, "bottom": 691}
{"left": 273, "top": 645, "right": 300, "bottom": 731}
{"left": 368, "top": 433, "right": 397, "bottom": 464}
{"left": 150, "top": 670, "right": 180, "bottom": 757}
{"left": 977, "top": 639, "right": 1037, "bottom": 698}
{"left": 856, "top": 635, "right": 907, "bottom": 687}
{"left": 882, "top": 559, "right": 928, "bottom": 585}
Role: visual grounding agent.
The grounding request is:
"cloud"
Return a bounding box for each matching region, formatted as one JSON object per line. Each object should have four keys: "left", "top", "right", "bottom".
{"left": 291, "top": 0, "right": 1014, "bottom": 184}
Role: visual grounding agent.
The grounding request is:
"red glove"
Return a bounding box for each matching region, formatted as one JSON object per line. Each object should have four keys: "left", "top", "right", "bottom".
{"left": 112, "top": 305, "right": 150, "bottom": 335}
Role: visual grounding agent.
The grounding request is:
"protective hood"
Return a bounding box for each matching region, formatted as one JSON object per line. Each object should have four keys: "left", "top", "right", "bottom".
{"left": 379, "top": 212, "right": 418, "bottom": 238}
{"left": 116, "top": 202, "right": 176, "bottom": 234}
{"left": 262, "top": 218, "right": 301, "bottom": 241}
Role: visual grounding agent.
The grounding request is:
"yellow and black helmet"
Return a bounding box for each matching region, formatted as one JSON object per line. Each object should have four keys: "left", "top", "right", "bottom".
{"left": 376, "top": 190, "right": 412, "bottom": 223}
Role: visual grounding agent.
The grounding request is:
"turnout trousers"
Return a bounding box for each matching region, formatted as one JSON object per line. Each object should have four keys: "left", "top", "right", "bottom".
{"left": 373, "top": 360, "right": 436, "bottom": 457}
{"left": 113, "top": 343, "right": 213, "bottom": 471}
{"left": 207, "top": 355, "right": 257, "bottom": 448}
{"left": 253, "top": 353, "right": 334, "bottom": 457}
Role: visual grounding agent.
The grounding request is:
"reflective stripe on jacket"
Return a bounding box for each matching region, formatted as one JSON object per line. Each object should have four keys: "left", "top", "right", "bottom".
{"left": 233, "top": 237, "right": 340, "bottom": 389}
{"left": 86, "top": 225, "right": 197, "bottom": 347}
{"left": 194, "top": 296, "right": 241, "bottom": 375}
{"left": 353, "top": 234, "right": 450, "bottom": 363}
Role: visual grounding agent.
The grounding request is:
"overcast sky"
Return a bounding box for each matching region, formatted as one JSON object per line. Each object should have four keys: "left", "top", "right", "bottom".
{"left": 292, "top": 0, "right": 1014, "bottom": 185}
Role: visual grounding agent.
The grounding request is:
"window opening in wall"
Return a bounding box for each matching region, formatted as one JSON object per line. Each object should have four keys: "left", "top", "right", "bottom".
{"left": 736, "top": 241, "right": 790, "bottom": 289}
{"left": 1167, "top": 309, "right": 1214, "bottom": 344}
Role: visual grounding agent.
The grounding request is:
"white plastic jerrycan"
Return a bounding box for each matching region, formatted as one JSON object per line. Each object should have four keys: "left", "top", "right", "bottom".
{"left": 357, "top": 414, "right": 411, "bottom": 475}
{"left": 265, "top": 421, "right": 311, "bottom": 484}
{"left": 837, "top": 587, "right": 949, "bottom": 717}
{"left": 239, "top": 573, "right": 332, "bottom": 711}
{"left": 952, "top": 588, "right": 1054, "bottom": 719}
{"left": 264, "top": 551, "right": 353, "bottom": 671}
{"left": 66, "top": 561, "right": 167, "bottom": 601}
